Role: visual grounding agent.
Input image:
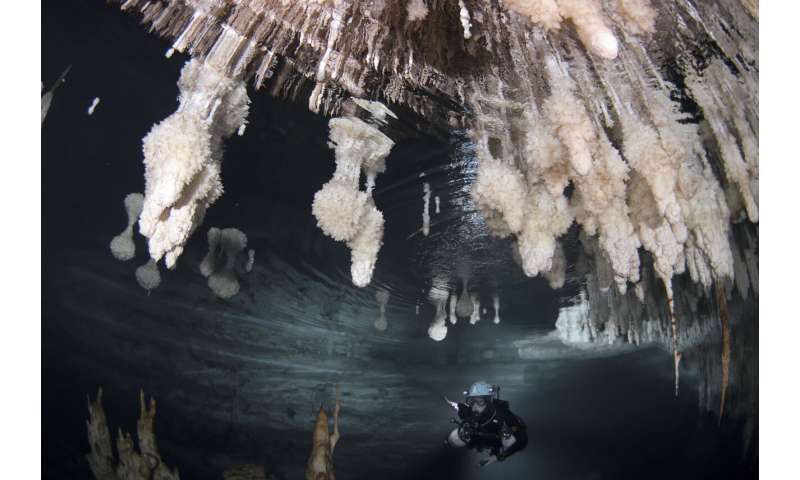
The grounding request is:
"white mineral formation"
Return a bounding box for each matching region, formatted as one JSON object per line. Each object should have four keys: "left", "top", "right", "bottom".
{"left": 504, "top": 0, "right": 619, "bottom": 58}
{"left": 312, "top": 114, "right": 394, "bottom": 287}
{"left": 407, "top": 0, "right": 429, "bottom": 22}
{"left": 492, "top": 293, "right": 501, "bottom": 324}
{"left": 613, "top": 0, "right": 656, "bottom": 34}
{"left": 556, "top": 0, "right": 619, "bottom": 59}
{"left": 503, "top": 0, "right": 562, "bottom": 30}
{"left": 199, "top": 227, "right": 249, "bottom": 299}
{"left": 41, "top": 65, "right": 71, "bottom": 125}
{"left": 427, "top": 284, "right": 449, "bottom": 341}
{"left": 245, "top": 249, "right": 255, "bottom": 273}
{"left": 375, "top": 288, "right": 390, "bottom": 332}
{"left": 139, "top": 58, "right": 250, "bottom": 269}
{"left": 422, "top": 182, "right": 431, "bottom": 236}
{"left": 435, "top": 195, "right": 440, "bottom": 214}
{"left": 110, "top": 193, "right": 144, "bottom": 261}
{"left": 469, "top": 294, "right": 481, "bottom": 325}
{"left": 448, "top": 293, "right": 458, "bottom": 324}
{"left": 135, "top": 258, "right": 161, "bottom": 293}
{"left": 543, "top": 242, "right": 566, "bottom": 289}
{"left": 554, "top": 291, "right": 594, "bottom": 345}
{"left": 87, "top": 97, "right": 100, "bottom": 115}
{"left": 458, "top": 1, "right": 473, "bottom": 39}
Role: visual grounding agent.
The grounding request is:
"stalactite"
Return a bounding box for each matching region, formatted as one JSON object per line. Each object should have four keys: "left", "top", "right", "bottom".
{"left": 110, "top": 193, "right": 144, "bottom": 262}
{"left": 666, "top": 282, "right": 682, "bottom": 397}
{"left": 375, "top": 288, "right": 390, "bottom": 331}
{"left": 312, "top": 110, "right": 394, "bottom": 287}
{"left": 139, "top": 58, "right": 249, "bottom": 269}
{"left": 716, "top": 281, "right": 731, "bottom": 423}
{"left": 135, "top": 258, "right": 161, "bottom": 293}
{"left": 199, "top": 227, "right": 250, "bottom": 298}
{"left": 88, "top": 97, "right": 101, "bottom": 115}
{"left": 422, "top": 182, "right": 432, "bottom": 236}
{"left": 469, "top": 293, "right": 481, "bottom": 325}
{"left": 448, "top": 293, "right": 458, "bottom": 324}
{"left": 455, "top": 276, "right": 473, "bottom": 318}
{"left": 427, "top": 282, "right": 449, "bottom": 341}
{"left": 42, "top": 65, "right": 71, "bottom": 125}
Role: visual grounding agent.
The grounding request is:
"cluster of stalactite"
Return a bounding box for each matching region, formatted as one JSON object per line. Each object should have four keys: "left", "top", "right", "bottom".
{"left": 114, "top": 0, "right": 756, "bottom": 277}
{"left": 554, "top": 221, "right": 757, "bottom": 455}
{"left": 112, "top": 0, "right": 757, "bottom": 390}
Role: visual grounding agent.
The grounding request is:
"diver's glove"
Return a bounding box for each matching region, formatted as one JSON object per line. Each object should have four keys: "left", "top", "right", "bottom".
{"left": 479, "top": 455, "right": 498, "bottom": 467}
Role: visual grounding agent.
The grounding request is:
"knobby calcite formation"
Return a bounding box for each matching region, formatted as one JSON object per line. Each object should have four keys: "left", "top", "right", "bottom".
{"left": 138, "top": 57, "right": 249, "bottom": 269}
{"left": 86, "top": 388, "right": 180, "bottom": 480}
{"left": 312, "top": 104, "right": 395, "bottom": 287}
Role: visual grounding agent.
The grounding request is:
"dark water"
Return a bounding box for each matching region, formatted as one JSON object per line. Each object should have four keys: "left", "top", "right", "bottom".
{"left": 42, "top": 1, "right": 756, "bottom": 479}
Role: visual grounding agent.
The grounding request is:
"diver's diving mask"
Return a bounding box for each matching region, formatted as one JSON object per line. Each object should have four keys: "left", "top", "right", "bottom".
{"left": 465, "top": 396, "right": 488, "bottom": 407}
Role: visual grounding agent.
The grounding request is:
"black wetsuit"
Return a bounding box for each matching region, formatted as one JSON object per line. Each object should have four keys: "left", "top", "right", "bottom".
{"left": 456, "top": 399, "right": 528, "bottom": 460}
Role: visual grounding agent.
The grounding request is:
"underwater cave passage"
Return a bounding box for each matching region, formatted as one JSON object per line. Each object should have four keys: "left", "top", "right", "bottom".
{"left": 42, "top": 1, "right": 758, "bottom": 479}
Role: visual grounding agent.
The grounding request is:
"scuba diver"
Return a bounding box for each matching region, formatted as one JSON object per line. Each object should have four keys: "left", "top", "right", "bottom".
{"left": 444, "top": 381, "right": 528, "bottom": 467}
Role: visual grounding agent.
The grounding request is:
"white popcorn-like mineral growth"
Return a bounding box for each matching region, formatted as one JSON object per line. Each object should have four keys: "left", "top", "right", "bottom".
{"left": 110, "top": 193, "right": 144, "bottom": 261}
{"left": 139, "top": 58, "right": 250, "bottom": 269}
{"left": 613, "top": 0, "right": 657, "bottom": 34}
{"left": 406, "top": 0, "right": 429, "bottom": 22}
{"left": 199, "top": 227, "right": 249, "bottom": 299}
{"left": 504, "top": 0, "right": 619, "bottom": 59}
{"left": 312, "top": 111, "right": 395, "bottom": 287}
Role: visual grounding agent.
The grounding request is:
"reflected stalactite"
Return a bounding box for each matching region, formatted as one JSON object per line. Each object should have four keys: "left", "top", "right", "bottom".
{"left": 85, "top": 388, "right": 180, "bottom": 480}
{"left": 305, "top": 385, "right": 341, "bottom": 480}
